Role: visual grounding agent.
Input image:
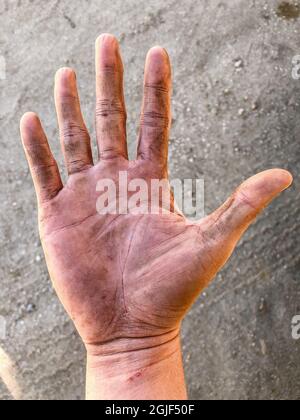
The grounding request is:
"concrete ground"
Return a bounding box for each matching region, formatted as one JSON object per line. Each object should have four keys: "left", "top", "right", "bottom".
{"left": 0, "top": 0, "right": 299, "bottom": 400}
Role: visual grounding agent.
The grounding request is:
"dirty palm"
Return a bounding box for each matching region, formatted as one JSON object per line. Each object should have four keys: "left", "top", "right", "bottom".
{"left": 21, "top": 35, "right": 292, "bottom": 354}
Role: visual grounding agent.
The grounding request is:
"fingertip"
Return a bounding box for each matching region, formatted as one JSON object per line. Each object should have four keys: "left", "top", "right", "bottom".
{"left": 20, "top": 112, "right": 41, "bottom": 135}
{"left": 146, "top": 46, "right": 170, "bottom": 65}
{"left": 147, "top": 45, "right": 169, "bottom": 57}
{"left": 55, "top": 68, "right": 78, "bottom": 103}
{"left": 95, "top": 34, "right": 122, "bottom": 74}
{"left": 232, "top": 169, "right": 294, "bottom": 218}
{"left": 95, "top": 33, "right": 119, "bottom": 50}
{"left": 255, "top": 169, "right": 293, "bottom": 193}
{"left": 55, "top": 67, "right": 76, "bottom": 85}
{"left": 145, "top": 46, "right": 171, "bottom": 84}
{"left": 20, "top": 113, "right": 49, "bottom": 163}
{"left": 272, "top": 169, "right": 293, "bottom": 190}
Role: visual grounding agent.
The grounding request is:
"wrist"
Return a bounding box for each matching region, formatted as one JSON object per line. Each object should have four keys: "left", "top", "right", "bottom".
{"left": 85, "top": 329, "right": 187, "bottom": 400}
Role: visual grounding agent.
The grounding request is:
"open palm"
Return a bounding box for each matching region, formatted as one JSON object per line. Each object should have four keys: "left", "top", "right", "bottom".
{"left": 21, "top": 34, "right": 292, "bottom": 356}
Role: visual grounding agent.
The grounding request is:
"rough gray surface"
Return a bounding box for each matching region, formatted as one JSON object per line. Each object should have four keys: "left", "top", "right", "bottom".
{"left": 0, "top": 0, "right": 299, "bottom": 400}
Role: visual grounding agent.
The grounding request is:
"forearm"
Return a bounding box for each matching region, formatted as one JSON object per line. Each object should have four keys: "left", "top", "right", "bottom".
{"left": 85, "top": 331, "right": 187, "bottom": 400}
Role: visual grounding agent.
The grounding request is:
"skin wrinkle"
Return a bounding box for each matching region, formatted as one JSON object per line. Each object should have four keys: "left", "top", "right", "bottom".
{"left": 86, "top": 329, "right": 180, "bottom": 357}
{"left": 121, "top": 216, "right": 143, "bottom": 314}
{"left": 99, "top": 149, "right": 127, "bottom": 160}
{"left": 20, "top": 34, "right": 293, "bottom": 400}
{"left": 145, "top": 232, "right": 190, "bottom": 264}
{"left": 67, "top": 161, "right": 93, "bottom": 174}
{"left": 150, "top": 226, "right": 187, "bottom": 249}
{"left": 26, "top": 142, "right": 52, "bottom": 157}
{"left": 144, "top": 83, "right": 169, "bottom": 93}
{"left": 141, "top": 111, "right": 170, "bottom": 129}
{"left": 93, "top": 331, "right": 180, "bottom": 359}
{"left": 60, "top": 125, "right": 89, "bottom": 140}
{"left": 96, "top": 99, "right": 126, "bottom": 118}
{"left": 58, "top": 93, "right": 78, "bottom": 101}
{"left": 95, "top": 215, "right": 123, "bottom": 241}
{"left": 96, "top": 66, "right": 123, "bottom": 74}
{"left": 235, "top": 189, "right": 260, "bottom": 212}
{"left": 128, "top": 310, "right": 181, "bottom": 333}
{"left": 41, "top": 212, "right": 99, "bottom": 239}
{"left": 32, "top": 161, "right": 58, "bottom": 173}
{"left": 88, "top": 341, "right": 181, "bottom": 387}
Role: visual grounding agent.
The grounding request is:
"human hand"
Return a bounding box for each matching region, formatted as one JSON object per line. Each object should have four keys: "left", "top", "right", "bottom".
{"left": 20, "top": 34, "right": 293, "bottom": 399}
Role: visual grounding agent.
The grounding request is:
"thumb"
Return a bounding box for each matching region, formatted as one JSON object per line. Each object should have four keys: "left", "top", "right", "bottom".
{"left": 201, "top": 169, "right": 293, "bottom": 257}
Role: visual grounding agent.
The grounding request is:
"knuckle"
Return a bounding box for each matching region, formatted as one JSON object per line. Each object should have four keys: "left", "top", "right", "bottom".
{"left": 141, "top": 110, "right": 170, "bottom": 129}
{"left": 98, "top": 62, "right": 119, "bottom": 74}
{"left": 234, "top": 190, "right": 257, "bottom": 212}
{"left": 99, "top": 147, "right": 126, "bottom": 160}
{"left": 67, "top": 159, "right": 92, "bottom": 174}
{"left": 96, "top": 99, "right": 126, "bottom": 119}
{"left": 58, "top": 93, "right": 78, "bottom": 104}
{"left": 142, "top": 83, "right": 170, "bottom": 129}
{"left": 145, "top": 82, "right": 169, "bottom": 94}
{"left": 33, "top": 161, "right": 57, "bottom": 174}
{"left": 61, "top": 122, "right": 89, "bottom": 145}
